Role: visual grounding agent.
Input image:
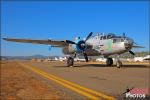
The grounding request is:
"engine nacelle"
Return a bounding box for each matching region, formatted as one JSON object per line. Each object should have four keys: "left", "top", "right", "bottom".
{"left": 73, "top": 40, "right": 87, "bottom": 53}
{"left": 62, "top": 40, "right": 87, "bottom": 54}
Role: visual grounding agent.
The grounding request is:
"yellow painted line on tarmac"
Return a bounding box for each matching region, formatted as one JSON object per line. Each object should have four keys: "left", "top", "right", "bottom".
{"left": 19, "top": 63, "right": 99, "bottom": 100}
{"left": 18, "top": 62, "right": 116, "bottom": 100}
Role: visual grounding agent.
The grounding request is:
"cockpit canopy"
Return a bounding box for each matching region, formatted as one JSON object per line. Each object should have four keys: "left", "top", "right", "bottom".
{"left": 92, "top": 33, "right": 123, "bottom": 40}
{"left": 100, "top": 33, "right": 116, "bottom": 40}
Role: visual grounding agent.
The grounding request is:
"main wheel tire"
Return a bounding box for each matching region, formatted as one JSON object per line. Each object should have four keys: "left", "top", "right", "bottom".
{"left": 106, "top": 58, "right": 113, "bottom": 66}
{"left": 67, "top": 57, "right": 74, "bottom": 67}
{"left": 116, "top": 60, "right": 122, "bottom": 68}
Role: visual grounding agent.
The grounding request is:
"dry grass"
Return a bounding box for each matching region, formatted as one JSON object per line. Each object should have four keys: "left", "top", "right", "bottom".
{"left": 0, "top": 61, "right": 69, "bottom": 100}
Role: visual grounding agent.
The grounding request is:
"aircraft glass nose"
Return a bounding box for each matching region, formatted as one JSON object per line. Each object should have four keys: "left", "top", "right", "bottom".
{"left": 124, "top": 37, "right": 133, "bottom": 50}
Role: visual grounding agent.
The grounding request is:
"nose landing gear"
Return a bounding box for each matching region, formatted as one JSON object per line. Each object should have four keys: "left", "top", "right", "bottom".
{"left": 116, "top": 60, "right": 122, "bottom": 68}
{"left": 116, "top": 55, "right": 122, "bottom": 68}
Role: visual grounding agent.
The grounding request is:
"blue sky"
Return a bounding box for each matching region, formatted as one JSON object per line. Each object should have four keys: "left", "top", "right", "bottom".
{"left": 1, "top": 1, "right": 149, "bottom": 56}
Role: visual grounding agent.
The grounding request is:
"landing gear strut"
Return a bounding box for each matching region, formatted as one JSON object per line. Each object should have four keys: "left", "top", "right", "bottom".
{"left": 116, "top": 56, "right": 122, "bottom": 68}
{"left": 67, "top": 57, "right": 74, "bottom": 67}
{"left": 106, "top": 58, "right": 113, "bottom": 66}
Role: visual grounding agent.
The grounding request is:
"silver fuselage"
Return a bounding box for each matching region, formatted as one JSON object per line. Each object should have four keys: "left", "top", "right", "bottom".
{"left": 63, "top": 34, "right": 133, "bottom": 57}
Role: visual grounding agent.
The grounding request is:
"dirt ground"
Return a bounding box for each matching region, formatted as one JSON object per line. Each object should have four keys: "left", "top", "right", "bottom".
{"left": 0, "top": 61, "right": 70, "bottom": 100}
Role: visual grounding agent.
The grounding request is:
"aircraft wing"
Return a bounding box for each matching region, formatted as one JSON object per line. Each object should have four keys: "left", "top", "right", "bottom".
{"left": 132, "top": 45, "right": 145, "bottom": 48}
{"left": 3, "top": 38, "right": 69, "bottom": 47}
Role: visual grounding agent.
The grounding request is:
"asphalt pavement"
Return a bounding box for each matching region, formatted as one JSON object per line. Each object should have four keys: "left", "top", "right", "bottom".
{"left": 19, "top": 61, "right": 149, "bottom": 99}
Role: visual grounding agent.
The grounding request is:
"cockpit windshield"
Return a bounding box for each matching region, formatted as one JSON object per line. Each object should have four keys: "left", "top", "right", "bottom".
{"left": 90, "top": 33, "right": 124, "bottom": 40}
{"left": 91, "top": 33, "right": 116, "bottom": 39}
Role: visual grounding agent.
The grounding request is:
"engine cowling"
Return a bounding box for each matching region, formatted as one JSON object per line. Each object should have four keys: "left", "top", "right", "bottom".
{"left": 62, "top": 32, "right": 93, "bottom": 62}
{"left": 62, "top": 39, "right": 87, "bottom": 54}
{"left": 73, "top": 40, "right": 87, "bottom": 53}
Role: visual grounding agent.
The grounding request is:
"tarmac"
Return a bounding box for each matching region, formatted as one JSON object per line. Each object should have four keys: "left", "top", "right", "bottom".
{"left": 1, "top": 60, "right": 149, "bottom": 100}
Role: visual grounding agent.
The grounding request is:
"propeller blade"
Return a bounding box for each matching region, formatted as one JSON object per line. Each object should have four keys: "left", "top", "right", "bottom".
{"left": 123, "top": 32, "right": 126, "bottom": 38}
{"left": 129, "top": 50, "right": 135, "bottom": 55}
{"left": 133, "top": 42, "right": 138, "bottom": 45}
{"left": 49, "top": 45, "right": 52, "bottom": 51}
{"left": 64, "top": 40, "right": 76, "bottom": 44}
{"left": 83, "top": 52, "right": 88, "bottom": 62}
{"left": 123, "top": 33, "right": 125, "bottom": 36}
{"left": 85, "top": 32, "right": 93, "bottom": 42}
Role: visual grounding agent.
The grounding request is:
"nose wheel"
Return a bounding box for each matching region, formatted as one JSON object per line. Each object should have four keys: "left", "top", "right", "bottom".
{"left": 116, "top": 55, "right": 122, "bottom": 68}
{"left": 116, "top": 59, "right": 122, "bottom": 68}
{"left": 67, "top": 57, "right": 74, "bottom": 67}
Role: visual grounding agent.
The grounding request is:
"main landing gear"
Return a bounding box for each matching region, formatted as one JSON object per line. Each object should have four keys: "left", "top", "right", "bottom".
{"left": 67, "top": 56, "right": 123, "bottom": 68}
{"left": 106, "top": 58, "right": 113, "bottom": 66}
{"left": 67, "top": 57, "right": 74, "bottom": 67}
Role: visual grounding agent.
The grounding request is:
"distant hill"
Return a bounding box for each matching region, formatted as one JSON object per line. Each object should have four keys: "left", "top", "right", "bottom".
{"left": 0, "top": 54, "right": 60, "bottom": 60}
{"left": 31, "top": 55, "right": 48, "bottom": 58}
{"left": 0, "top": 54, "right": 48, "bottom": 60}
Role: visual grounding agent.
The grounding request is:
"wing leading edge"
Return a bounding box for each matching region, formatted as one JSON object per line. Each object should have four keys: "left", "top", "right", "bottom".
{"left": 3, "top": 38, "right": 69, "bottom": 47}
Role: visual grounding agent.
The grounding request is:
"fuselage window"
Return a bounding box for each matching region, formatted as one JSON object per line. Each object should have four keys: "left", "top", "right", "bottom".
{"left": 103, "top": 36, "right": 106, "bottom": 39}
{"left": 121, "top": 39, "right": 124, "bottom": 42}
{"left": 113, "top": 39, "right": 117, "bottom": 43}
{"left": 100, "top": 36, "right": 103, "bottom": 40}
{"left": 95, "top": 36, "right": 98, "bottom": 39}
{"left": 107, "top": 35, "right": 112, "bottom": 39}
{"left": 113, "top": 38, "right": 121, "bottom": 43}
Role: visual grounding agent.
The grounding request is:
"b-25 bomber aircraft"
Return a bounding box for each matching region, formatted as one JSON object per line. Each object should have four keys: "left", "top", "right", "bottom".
{"left": 3, "top": 32, "right": 143, "bottom": 68}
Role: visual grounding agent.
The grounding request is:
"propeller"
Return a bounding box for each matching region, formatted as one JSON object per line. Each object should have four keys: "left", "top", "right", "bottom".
{"left": 64, "top": 32, "right": 93, "bottom": 62}
{"left": 133, "top": 42, "right": 138, "bottom": 45}
{"left": 49, "top": 45, "right": 52, "bottom": 51}
{"left": 64, "top": 40, "right": 76, "bottom": 44}
{"left": 129, "top": 50, "right": 135, "bottom": 55}
{"left": 64, "top": 32, "right": 93, "bottom": 45}
{"left": 85, "top": 32, "right": 93, "bottom": 42}
{"left": 83, "top": 52, "right": 88, "bottom": 62}
{"left": 80, "top": 32, "right": 93, "bottom": 62}
{"left": 82, "top": 32, "right": 93, "bottom": 62}
{"left": 123, "top": 33, "right": 125, "bottom": 37}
